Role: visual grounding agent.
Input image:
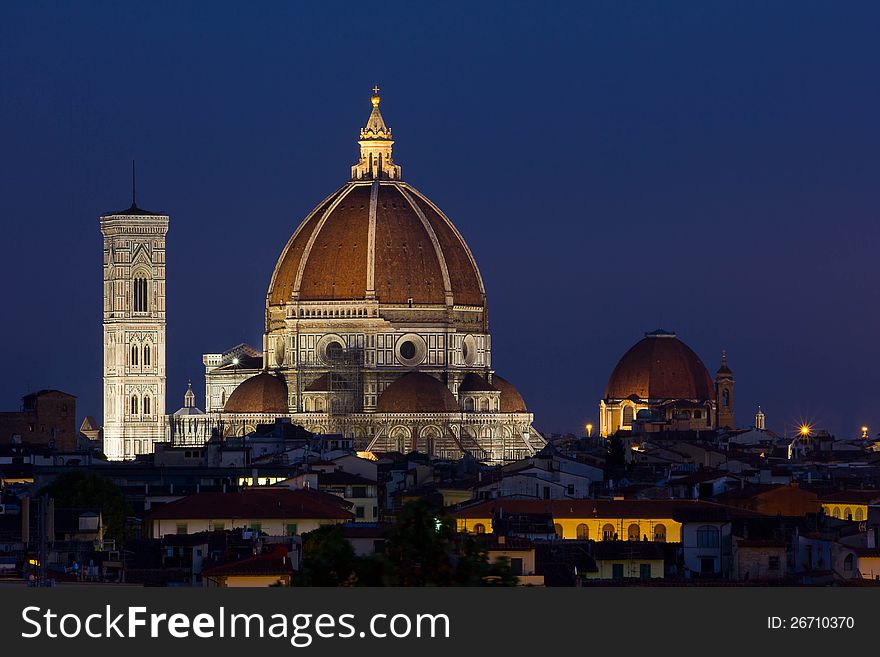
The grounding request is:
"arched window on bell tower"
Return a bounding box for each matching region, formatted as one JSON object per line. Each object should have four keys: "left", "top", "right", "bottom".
{"left": 131, "top": 343, "right": 139, "bottom": 366}
{"left": 131, "top": 394, "right": 139, "bottom": 415}
{"left": 133, "top": 275, "right": 149, "bottom": 312}
{"left": 143, "top": 343, "right": 151, "bottom": 366}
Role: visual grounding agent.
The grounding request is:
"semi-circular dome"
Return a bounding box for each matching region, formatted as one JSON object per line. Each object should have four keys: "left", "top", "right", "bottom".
{"left": 493, "top": 374, "right": 528, "bottom": 413}
{"left": 267, "top": 93, "right": 484, "bottom": 310}
{"left": 605, "top": 330, "right": 714, "bottom": 401}
{"left": 224, "top": 372, "right": 289, "bottom": 414}
{"left": 376, "top": 372, "right": 459, "bottom": 413}
{"left": 267, "top": 181, "right": 484, "bottom": 307}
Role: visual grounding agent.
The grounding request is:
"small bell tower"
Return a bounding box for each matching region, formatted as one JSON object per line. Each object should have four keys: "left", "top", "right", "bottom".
{"left": 714, "top": 350, "right": 735, "bottom": 430}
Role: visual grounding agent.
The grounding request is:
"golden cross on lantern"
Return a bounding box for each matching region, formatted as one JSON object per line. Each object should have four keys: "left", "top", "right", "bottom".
{"left": 372, "top": 85, "right": 380, "bottom": 95}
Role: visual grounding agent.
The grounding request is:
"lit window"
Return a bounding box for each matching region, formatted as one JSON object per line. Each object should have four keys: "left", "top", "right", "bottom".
{"left": 473, "top": 523, "right": 486, "bottom": 534}
{"left": 603, "top": 523, "right": 615, "bottom": 541}
{"left": 576, "top": 523, "right": 589, "bottom": 540}
{"left": 654, "top": 524, "right": 667, "bottom": 542}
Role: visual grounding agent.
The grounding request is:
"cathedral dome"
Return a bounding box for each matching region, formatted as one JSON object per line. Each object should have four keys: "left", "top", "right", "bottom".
{"left": 604, "top": 330, "right": 714, "bottom": 401}
{"left": 376, "top": 372, "right": 459, "bottom": 413}
{"left": 267, "top": 93, "right": 484, "bottom": 309}
{"left": 223, "top": 372, "right": 289, "bottom": 414}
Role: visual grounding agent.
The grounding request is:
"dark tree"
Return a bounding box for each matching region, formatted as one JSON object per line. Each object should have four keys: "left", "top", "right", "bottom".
{"left": 299, "top": 525, "right": 357, "bottom": 586}
{"left": 39, "top": 471, "right": 132, "bottom": 547}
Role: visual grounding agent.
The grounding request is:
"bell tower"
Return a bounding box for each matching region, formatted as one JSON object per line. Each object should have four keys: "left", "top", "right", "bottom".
{"left": 100, "top": 165, "right": 169, "bottom": 460}
{"left": 714, "top": 351, "right": 735, "bottom": 430}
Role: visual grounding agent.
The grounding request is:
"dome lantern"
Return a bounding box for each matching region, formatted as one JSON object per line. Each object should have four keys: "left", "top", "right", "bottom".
{"left": 352, "top": 86, "right": 402, "bottom": 181}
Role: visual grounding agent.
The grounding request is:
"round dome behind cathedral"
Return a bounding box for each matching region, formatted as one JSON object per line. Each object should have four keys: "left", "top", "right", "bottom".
{"left": 605, "top": 330, "right": 713, "bottom": 401}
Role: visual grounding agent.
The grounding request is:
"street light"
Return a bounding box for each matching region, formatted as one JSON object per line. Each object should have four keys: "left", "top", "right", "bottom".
{"left": 862, "top": 426, "right": 869, "bottom": 440}
{"left": 585, "top": 423, "right": 593, "bottom": 438}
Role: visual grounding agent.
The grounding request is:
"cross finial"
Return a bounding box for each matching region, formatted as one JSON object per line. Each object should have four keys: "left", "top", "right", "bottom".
{"left": 372, "top": 85, "right": 380, "bottom": 95}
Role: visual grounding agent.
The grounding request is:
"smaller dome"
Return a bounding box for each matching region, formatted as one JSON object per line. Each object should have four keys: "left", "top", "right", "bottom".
{"left": 458, "top": 372, "right": 499, "bottom": 393}
{"left": 224, "top": 372, "right": 289, "bottom": 414}
{"left": 377, "top": 372, "right": 459, "bottom": 413}
{"left": 492, "top": 374, "right": 528, "bottom": 413}
{"left": 605, "top": 331, "right": 713, "bottom": 401}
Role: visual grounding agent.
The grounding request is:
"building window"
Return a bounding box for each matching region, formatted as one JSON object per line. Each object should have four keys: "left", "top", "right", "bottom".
{"left": 833, "top": 507, "right": 841, "bottom": 519}
{"left": 612, "top": 563, "right": 624, "bottom": 580}
{"left": 131, "top": 395, "right": 139, "bottom": 415}
{"left": 143, "top": 343, "right": 151, "bottom": 366}
{"left": 603, "top": 523, "right": 615, "bottom": 541}
{"left": 212, "top": 522, "right": 225, "bottom": 532}
{"left": 249, "top": 523, "right": 262, "bottom": 534}
{"left": 576, "top": 523, "right": 589, "bottom": 540}
{"left": 143, "top": 396, "right": 151, "bottom": 415}
{"left": 768, "top": 556, "right": 780, "bottom": 571}
{"left": 131, "top": 344, "right": 139, "bottom": 366}
{"left": 554, "top": 523, "right": 564, "bottom": 539}
{"left": 627, "top": 523, "right": 640, "bottom": 541}
{"left": 175, "top": 523, "right": 187, "bottom": 535}
{"left": 855, "top": 508, "right": 864, "bottom": 522}
{"left": 133, "top": 276, "right": 149, "bottom": 312}
{"left": 473, "top": 523, "right": 486, "bottom": 534}
{"left": 622, "top": 405, "right": 634, "bottom": 426}
{"left": 844, "top": 553, "right": 854, "bottom": 572}
{"left": 654, "top": 524, "right": 667, "bottom": 542}
{"left": 285, "top": 523, "right": 298, "bottom": 537}
{"left": 722, "top": 389, "right": 730, "bottom": 407}
{"left": 694, "top": 410, "right": 702, "bottom": 419}
{"left": 639, "top": 563, "right": 652, "bottom": 579}
{"left": 355, "top": 506, "right": 365, "bottom": 519}
{"left": 845, "top": 507, "right": 853, "bottom": 521}
{"left": 696, "top": 525, "right": 720, "bottom": 548}
{"left": 509, "top": 558, "right": 524, "bottom": 576}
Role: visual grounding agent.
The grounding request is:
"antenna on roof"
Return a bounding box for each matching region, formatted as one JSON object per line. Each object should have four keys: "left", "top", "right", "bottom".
{"left": 131, "top": 159, "right": 137, "bottom": 206}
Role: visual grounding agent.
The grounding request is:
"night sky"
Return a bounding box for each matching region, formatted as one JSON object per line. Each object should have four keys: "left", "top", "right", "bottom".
{"left": 2, "top": 2, "right": 879, "bottom": 439}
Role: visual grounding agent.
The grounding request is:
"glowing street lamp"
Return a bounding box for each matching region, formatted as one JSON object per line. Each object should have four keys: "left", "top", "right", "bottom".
{"left": 862, "top": 426, "right": 869, "bottom": 440}
{"left": 585, "top": 423, "right": 593, "bottom": 438}
{"left": 799, "top": 425, "right": 811, "bottom": 438}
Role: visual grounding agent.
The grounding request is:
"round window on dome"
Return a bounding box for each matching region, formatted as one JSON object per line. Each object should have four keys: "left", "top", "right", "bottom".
{"left": 461, "top": 334, "right": 478, "bottom": 366}
{"left": 400, "top": 341, "right": 416, "bottom": 360}
{"left": 395, "top": 334, "right": 426, "bottom": 366}
{"left": 326, "top": 341, "right": 343, "bottom": 361}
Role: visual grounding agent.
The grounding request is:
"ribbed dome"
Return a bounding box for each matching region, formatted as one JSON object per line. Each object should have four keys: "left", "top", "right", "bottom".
{"left": 604, "top": 331, "right": 714, "bottom": 401}
{"left": 376, "top": 372, "right": 459, "bottom": 413}
{"left": 224, "top": 372, "right": 289, "bottom": 414}
{"left": 493, "top": 374, "right": 528, "bottom": 413}
{"left": 267, "top": 181, "right": 484, "bottom": 308}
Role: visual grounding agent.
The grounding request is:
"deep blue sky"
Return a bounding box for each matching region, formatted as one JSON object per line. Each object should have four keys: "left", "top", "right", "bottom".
{"left": 1, "top": 2, "right": 879, "bottom": 439}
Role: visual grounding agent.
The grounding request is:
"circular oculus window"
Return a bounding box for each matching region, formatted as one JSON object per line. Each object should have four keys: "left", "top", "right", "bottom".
{"left": 395, "top": 334, "right": 426, "bottom": 366}
{"left": 461, "top": 334, "right": 478, "bottom": 366}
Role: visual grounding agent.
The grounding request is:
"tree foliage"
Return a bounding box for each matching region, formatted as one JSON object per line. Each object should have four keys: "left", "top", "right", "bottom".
{"left": 298, "top": 499, "right": 517, "bottom": 587}
{"left": 39, "top": 471, "right": 132, "bottom": 546}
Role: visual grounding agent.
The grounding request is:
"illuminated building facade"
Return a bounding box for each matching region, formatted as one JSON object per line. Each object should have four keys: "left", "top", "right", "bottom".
{"left": 199, "top": 90, "right": 545, "bottom": 463}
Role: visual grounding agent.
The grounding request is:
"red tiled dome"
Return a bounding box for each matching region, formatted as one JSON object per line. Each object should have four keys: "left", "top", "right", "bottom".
{"left": 492, "top": 374, "right": 528, "bottom": 413}
{"left": 376, "top": 372, "right": 459, "bottom": 413}
{"left": 224, "top": 372, "right": 289, "bottom": 414}
{"left": 604, "top": 331, "right": 713, "bottom": 401}
{"left": 267, "top": 182, "right": 484, "bottom": 308}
